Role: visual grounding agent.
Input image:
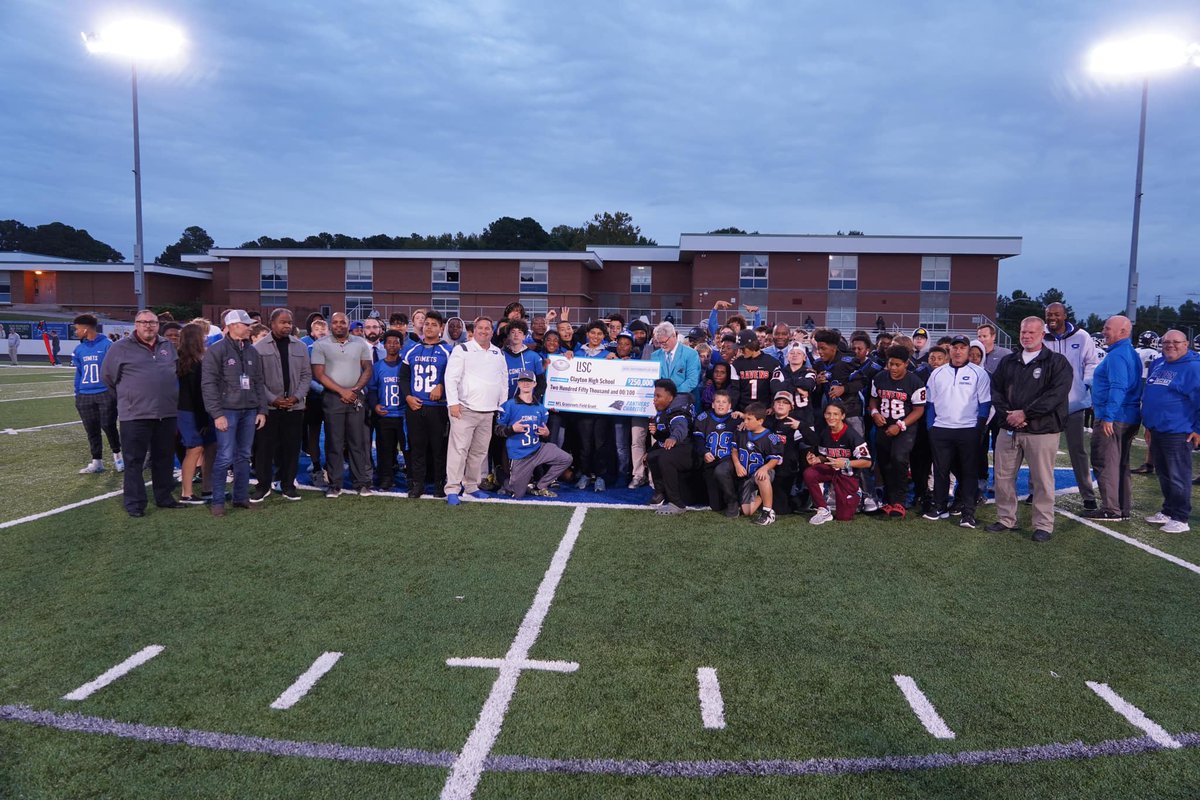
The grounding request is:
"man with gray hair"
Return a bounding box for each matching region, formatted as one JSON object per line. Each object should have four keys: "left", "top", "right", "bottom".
{"left": 988, "top": 316, "right": 1074, "bottom": 542}
{"left": 1085, "top": 315, "right": 1141, "bottom": 521}
{"left": 649, "top": 321, "right": 701, "bottom": 402}
{"left": 6, "top": 325, "right": 19, "bottom": 366}
{"left": 443, "top": 316, "right": 508, "bottom": 504}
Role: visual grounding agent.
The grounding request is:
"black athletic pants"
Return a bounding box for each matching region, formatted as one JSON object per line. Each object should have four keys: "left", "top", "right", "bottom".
{"left": 647, "top": 444, "right": 695, "bottom": 507}
{"left": 405, "top": 404, "right": 448, "bottom": 493}
{"left": 876, "top": 428, "right": 917, "bottom": 506}
{"left": 929, "top": 426, "right": 980, "bottom": 511}
{"left": 375, "top": 416, "right": 404, "bottom": 488}
{"left": 254, "top": 409, "right": 304, "bottom": 493}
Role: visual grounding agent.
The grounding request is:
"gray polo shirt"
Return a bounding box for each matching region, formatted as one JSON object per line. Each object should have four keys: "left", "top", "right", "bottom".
{"left": 311, "top": 335, "right": 371, "bottom": 389}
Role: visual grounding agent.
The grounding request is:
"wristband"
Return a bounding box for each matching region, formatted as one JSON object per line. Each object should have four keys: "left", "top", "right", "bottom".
{"left": 896, "top": 420, "right": 906, "bottom": 432}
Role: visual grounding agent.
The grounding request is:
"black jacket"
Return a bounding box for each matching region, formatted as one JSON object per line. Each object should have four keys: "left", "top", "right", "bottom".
{"left": 990, "top": 347, "right": 1072, "bottom": 435}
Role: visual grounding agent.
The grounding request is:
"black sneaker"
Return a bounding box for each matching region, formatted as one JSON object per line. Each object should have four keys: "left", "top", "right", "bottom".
{"left": 1130, "top": 463, "right": 1154, "bottom": 475}
{"left": 949, "top": 505, "right": 963, "bottom": 517}
{"left": 280, "top": 488, "right": 301, "bottom": 501}
{"left": 249, "top": 487, "right": 271, "bottom": 504}
{"left": 959, "top": 514, "right": 977, "bottom": 529}
{"left": 985, "top": 522, "right": 1016, "bottom": 533}
{"left": 647, "top": 492, "right": 665, "bottom": 506}
{"left": 1032, "top": 529, "right": 1053, "bottom": 542}
{"left": 753, "top": 507, "right": 776, "bottom": 526}
{"left": 179, "top": 495, "right": 206, "bottom": 505}
{"left": 922, "top": 506, "right": 948, "bottom": 521}
{"left": 723, "top": 504, "right": 740, "bottom": 518}
{"left": 1082, "top": 498, "right": 1098, "bottom": 511}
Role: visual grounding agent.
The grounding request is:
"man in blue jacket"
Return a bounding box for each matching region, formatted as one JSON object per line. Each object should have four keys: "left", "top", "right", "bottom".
{"left": 650, "top": 322, "right": 701, "bottom": 403}
{"left": 1142, "top": 330, "right": 1200, "bottom": 534}
{"left": 1086, "top": 315, "right": 1141, "bottom": 521}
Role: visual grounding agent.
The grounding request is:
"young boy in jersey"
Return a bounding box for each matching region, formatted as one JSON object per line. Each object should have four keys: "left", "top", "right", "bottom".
{"left": 908, "top": 343, "right": 945, "bottom": 506}
{"left": 72, "top": 313, "right": 124, "bottom": 473}
{"left": 730, "top": 332, "right": 778, "bottom": 411}
{"left": 694, "top": 389, "right": 737, "bottom": 515}
{"left": 717, "top": 402, "right": 785, "bottom": 525}
{"left": 804, "top": 400, "right": 873, "bottom": 524}
{"left": 869, "top": 345, "right": 927, "bottom": 517}
{"left": 495, "top": 370, "right": 572, "bottom": 499}
{"left": 367, "top": 330, "right": 406, "bottom": 491}
{"left": 646, "top": 378, "right": 696, "bottom": 515}
{"left": 767, "top": 391, "right": 807, "bottom": 515}
{"left": 401, "top": 310, "right": 452, "bottom": 498}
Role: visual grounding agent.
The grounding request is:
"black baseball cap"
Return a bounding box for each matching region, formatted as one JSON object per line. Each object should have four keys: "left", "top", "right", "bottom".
{"left": 687, "top": 326, "right": 708, "bottom": 341}
{"left": 737, "top": 330, "right": 758, "bottom": 348}
{"left": 516, "top": 369, "right": 537, "bottom": 382}
{"left": 912, "top": 327, "right": 929, "bottom": 338}
{"left": 949, "top": 334, "right": 970, "bottom": 346}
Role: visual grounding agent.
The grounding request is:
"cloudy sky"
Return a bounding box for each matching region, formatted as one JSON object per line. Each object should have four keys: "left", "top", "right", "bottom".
{"left": 1, "top": 0, "right": 1197, "bottom": 316}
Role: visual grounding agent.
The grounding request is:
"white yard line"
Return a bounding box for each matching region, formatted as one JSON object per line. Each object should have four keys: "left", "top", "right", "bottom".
{"left": 445, "top": 657, "right": 578, "bottom": 673}
{"left": 1086, "top": 681, "right": 1181, "bottom": 749}
{"left": 269, "top": 651, "right": 343, "bottom": 710}
{"left": 893, "top": 675, "right": 956, "bottom": 740}
{"left": 62, "top": 645, "right": 165, "bottom": 701}
{"left": 1057, "top": 508, "right": 1200, "bottom": 577}
{"left": 2, "top": 420, "right": 82, "bottom": 434}
{"left": 440, "top": 506, "right": 588, "bottom": 800}
{"left": 0, "top": 489, "right": 126, "bottom": 530}
{"left": 0, "top": 392, "right": 74, "bottom": 403}
{"left": 696, "top": 667, "right": 727, "bottom": 730}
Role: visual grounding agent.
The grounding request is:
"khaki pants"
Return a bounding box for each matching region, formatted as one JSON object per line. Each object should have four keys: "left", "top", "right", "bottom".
{"left": 445, "top": 408, "right": 495, "bottom": 495}
{"left": 994, "top": 430, "right": 1058, "bottom": 533}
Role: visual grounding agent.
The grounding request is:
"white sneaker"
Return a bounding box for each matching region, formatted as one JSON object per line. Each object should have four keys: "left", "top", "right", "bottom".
{"left": 1161, "top": 520, "right": 1190, "bottom": 534}
{"left": 810, "top": 507, "right": 834, "bottom": 526}
{"left": 1144, "top": 512, "right": 1171, "bottom": 525}
{"left": 862, "top": 496, "right": 880, "bottom": 513}
{"left": 79, "top": 460, "right": 104, "bottom": 474}
{"left": 112, "top": 453, "right": 124, "bottom": 472}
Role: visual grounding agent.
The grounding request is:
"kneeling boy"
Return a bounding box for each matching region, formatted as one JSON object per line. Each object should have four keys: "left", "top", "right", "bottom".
{"left": 495, "top": 370, "right": 572, "bottom": 498}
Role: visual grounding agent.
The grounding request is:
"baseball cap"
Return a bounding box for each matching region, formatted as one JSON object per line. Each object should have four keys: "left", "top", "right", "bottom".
{"left": 687, "top": 326, "right": 708, "bottom": 341}
{"left": 516, "top": 369, "right": 537, "bottom": 382}
{"left": 949, "top": 334, "right": 971, "bottom": 346}
{"left": 616, "top": 331, "right": 634, "bottom": 342}
{"left": 349, "top": 320, "right": 364, "bottom": 330}
{"left": 737, "top": 330, "right": 758, "bottom": 348}
{"left": 223, "top": 309, "right": 253, "bottom": 326}
{"left": 773, "top": 390, "right": 794, "bottom": 405}
{"left": 912, "top": 327, "right": 929, "bottom": 339}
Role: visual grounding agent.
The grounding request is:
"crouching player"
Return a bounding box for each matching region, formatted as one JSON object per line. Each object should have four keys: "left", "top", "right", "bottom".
{"left": 869, "top": 345, "right": 927, "bottom": 518}
{"left": 717, "top": 402, "right": 785, "bottom": 526}
{"left": 804, "top": 400, "right": 873, "bottom": 525}
{"left": 646, "top": 379, "right": 697, "bottom": 515}
{"left": 695, "top": 389, "right": 737, "bottom": 516}
{"left": 495, "top": 370, "right": 572, "bottom": 498}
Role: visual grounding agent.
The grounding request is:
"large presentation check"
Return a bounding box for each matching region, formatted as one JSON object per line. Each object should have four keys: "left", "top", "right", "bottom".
{"left": 544, "top": 355, "right": 659, "bottom": 417}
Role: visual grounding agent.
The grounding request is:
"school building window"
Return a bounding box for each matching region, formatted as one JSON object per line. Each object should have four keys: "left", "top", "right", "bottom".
{"left": 630, "top": 265, "right": 652, "bottom": 294}
{"left": 432, "top": 260, "right": 460, "bottom": 292}
{"left": 346, "top": 296, "right": 373, "bottom": 319}
{"left": 345, "top": 259, "right": 373, "bottom": 292}
{"left": 519, "top": 261, "right": 548, "bottom": 294}
{"left": 921, "top": 256, "right": 951, "bottom": 291}
{"left": 432, "top": 295, "right": 459, "bottom": 318}
{"left": 828, "top": 255, "right": 858, "bottom": 290}
{"left": 739, "top": 254, "right": 768, "bottom": 289}
{"left": 260, "top": 259, "right": 287, "bottom": 291}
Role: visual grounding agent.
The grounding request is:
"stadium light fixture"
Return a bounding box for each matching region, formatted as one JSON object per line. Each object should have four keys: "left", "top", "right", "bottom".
{"left": 81, "top": 18, "right": 186, "bottom": 310}
{"left": 1087, "top": 33, "right": 1199, "bottom": 323}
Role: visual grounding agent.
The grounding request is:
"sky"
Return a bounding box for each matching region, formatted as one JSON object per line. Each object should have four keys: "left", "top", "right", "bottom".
{"left": 1, "top": 0, "right": 1197, "bottom": 317}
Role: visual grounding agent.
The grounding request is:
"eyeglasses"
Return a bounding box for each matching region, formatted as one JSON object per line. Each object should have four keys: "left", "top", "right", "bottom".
{"left": 135, "top": 320, "right": 160, "bottom": 326}
{"left": 1162, "top": 339, "right": 1187, "bottom": 346}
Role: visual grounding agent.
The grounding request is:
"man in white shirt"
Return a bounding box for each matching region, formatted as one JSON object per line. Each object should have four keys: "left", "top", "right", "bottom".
{"left": 443, "top": 316, "right": 509, "bottom": 505}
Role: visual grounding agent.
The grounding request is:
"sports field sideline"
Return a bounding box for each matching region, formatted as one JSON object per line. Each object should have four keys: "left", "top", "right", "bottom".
{"left": 2, "top": 365, "right": 1199, "bottom": 799}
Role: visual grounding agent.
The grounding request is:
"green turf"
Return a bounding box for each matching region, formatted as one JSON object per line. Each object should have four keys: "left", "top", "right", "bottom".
{"left": 0, "top": 397, "right": 1198, "bottom": 798}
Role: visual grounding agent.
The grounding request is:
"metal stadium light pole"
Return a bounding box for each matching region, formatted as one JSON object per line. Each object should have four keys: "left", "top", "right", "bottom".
{"left": 1087, "top": 34, "right": 1200, "bottom": 324}
{"left": 82, "top": 19, "right": 186, "bottom": 311}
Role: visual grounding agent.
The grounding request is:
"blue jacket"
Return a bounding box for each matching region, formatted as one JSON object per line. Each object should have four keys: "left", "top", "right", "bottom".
{"left": 651, "top": 342, "right": 701, "bottom": 397}
{"left": 1143, "top": 351, "right": 1200, "bottom": 434}
{"left": 73, "top": 334, "right": 113, "bottom": 395}
{"left": 1091, "top": 338, "right": 1141, "bottom": 425}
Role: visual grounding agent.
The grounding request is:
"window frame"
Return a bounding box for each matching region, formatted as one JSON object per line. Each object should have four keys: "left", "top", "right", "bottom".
{"left": 739, "top": 254, "right": 769, "bottom": 290}
{"left": 920, "top": 256, "right": 951, "bottom": 292}
{"left": 260, "top": 258, "right": 288, "bottom": 291}
{"left": 432, "top": 260, "right": 460, "bottom": 293}
{"left": 345, "top": 259, "right": 373, "bottom": 292}
{"left": 630, "top": 265, "right": 652, "bottom": 294}
{"left": 519, "top": 261, "right": 549, "bottom": 294}
{"left": 828, "top": 255, "right": 859, "bottom": 290}
{"left": 345, "top": 296, "right": 374, "bottom": 320}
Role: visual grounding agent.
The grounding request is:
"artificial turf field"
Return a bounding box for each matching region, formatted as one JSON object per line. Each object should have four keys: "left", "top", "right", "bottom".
{"left": 3, "top": 365, "right": 1200, "bottom": 799}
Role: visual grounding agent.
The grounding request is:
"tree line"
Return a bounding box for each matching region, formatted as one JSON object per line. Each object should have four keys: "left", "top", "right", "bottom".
{"left": 997, "top": 288, "right": 1200, "bottom": 338}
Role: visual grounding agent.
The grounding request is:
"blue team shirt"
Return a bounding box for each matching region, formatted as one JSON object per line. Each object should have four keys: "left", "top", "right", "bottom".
{"left": 73, "top": 335, "right": 112, "bottom": 395}
{"left": 402, "top": 341, "right": 452, "bottom": 406}
{"left": 503, "top": 348, "right": 545, "bottom": 397}
{"left": 367, "top": 358, "right": 405, "bottom": 418}
{"left": 497, "top": 398, "right": 549, "bottom": 460}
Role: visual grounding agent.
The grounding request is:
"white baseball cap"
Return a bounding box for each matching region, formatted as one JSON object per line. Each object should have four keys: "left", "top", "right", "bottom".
{"left": 223, "top": 309, "right": 253, "bottom": 326}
